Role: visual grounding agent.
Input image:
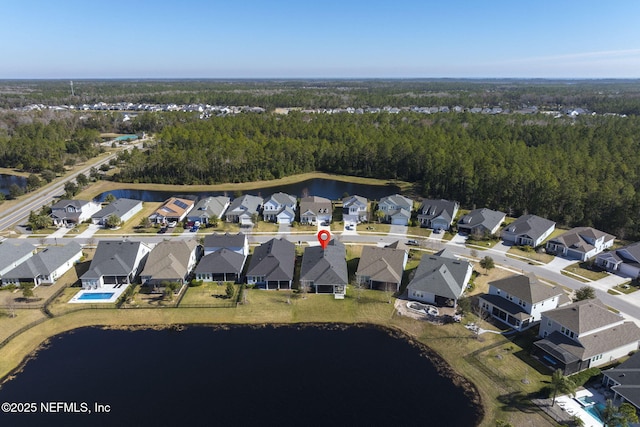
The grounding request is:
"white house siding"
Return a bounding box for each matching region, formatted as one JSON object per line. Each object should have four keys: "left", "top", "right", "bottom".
{"left": 409, "top": 289, "right": 436, "bottom": 305}
{"left": 47, "top": 250, "right": 83, "bottom": 284}
{"left": 119, "top": 203, "right": 143, "bottom": 224}
{"left": 590, "top": 342, "right": 640, "bottom": 368}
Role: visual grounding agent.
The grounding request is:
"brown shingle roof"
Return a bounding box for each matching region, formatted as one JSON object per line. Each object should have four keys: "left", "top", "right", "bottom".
{"left": 489, "top": 273, "right": 563, "bottom": 304}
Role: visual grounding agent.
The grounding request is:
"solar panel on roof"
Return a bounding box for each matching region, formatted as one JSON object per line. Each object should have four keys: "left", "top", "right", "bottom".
{"left": 174, "top": 200, "right": 188, "bottom": 209}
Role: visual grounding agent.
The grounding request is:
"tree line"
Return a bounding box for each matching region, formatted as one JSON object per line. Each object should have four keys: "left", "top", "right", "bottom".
{"left": 113, "top": 111, "right": 640, "bottom": 239}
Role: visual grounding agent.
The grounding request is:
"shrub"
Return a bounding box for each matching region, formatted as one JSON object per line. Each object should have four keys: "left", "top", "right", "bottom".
{"left": 568, "top": 368, "right": 601, "bottom": 387}
{"left": 189, "top": 279, "right": 204, "bottom": 287}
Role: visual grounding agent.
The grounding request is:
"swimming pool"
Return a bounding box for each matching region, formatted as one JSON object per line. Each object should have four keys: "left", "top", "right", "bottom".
{"left": 584, "top": 402, "right": 606, "bottom": 424}
{"left": 78, "top": 292, "right": 115, "bottom": 301}
{"left": 576, "top": 394, "right": 598, "bottom": 406}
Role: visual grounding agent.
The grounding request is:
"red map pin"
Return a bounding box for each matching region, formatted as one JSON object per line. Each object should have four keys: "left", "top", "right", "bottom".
{"left": 317, "top": 230, "right": 331, "bottom": 250}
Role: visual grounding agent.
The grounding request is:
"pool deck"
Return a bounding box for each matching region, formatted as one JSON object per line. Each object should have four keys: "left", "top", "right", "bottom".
{"left": 69, "top": 284, "right": 130, "bottom": 304}
{"left": 556, "top": 388, "right": 607, "bottom": 427}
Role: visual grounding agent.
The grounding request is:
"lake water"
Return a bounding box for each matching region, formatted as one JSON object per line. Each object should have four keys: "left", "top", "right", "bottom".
{"left": 94, "top": 178, "right": 402, "bottom": 202}
{"left": 0, "top": 174, "right": 27, "bottom": 195}
{"left": 0, "top": 325, "right": 481, "bottom": 427}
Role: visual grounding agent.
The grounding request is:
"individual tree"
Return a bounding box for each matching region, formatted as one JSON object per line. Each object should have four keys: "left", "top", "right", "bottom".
{"left": 63, "top": 181, "right": 78, "bottom": 197}
{"left": 9, "top": 184, "right": 24, "bottom": 199}
{"left": 105, "top": 214, "right": 122, "bottom": 229}
{"left": 574, "top": 286, "right": 596, "bottom": 301}
{"left": 601, "top": 399, "right": 639, "bottom": 427}
{"left": 76, "top": 173, "right": 88, "bottom": 187}
{"left": 618, "top": 402, "right": 639, "bottom": 426}
{"left": 20, "top": 282, "right": 35, "bottom": 301}
{"left": 139, "top": 216, "right": 151, "bottom": 228}
{"left": 26, "top": 174, "right": 42, "bottom": 191}
{"left": 550, "top": 369, "right": 576, "bottom": 406}
{"left": 208, "top": 214, "right": 219, "bottom": 228}
{"left": 104, "top": 193, "right": 116, "bottom": 204}
{"left": 375, "top": 210, "right": 386, "bottom": 223}
{"left": 225, "top": 282, "right": 235, "bottom": 299}
{"left": 89, "top": 166, "right": 100, "bottom": 180}
{"left": 40, "top": 169, "right": 56, "bottom": 182}
{"left": 457, "top": 296, "right": 471, "bottom": 315}
{"left": 479, "top": 256, "right": 495, "bottom": 275}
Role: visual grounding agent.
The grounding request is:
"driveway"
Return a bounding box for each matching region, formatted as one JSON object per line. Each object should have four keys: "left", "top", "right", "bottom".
{"left": 543, "top": 256, "right": 577, "bottom": 273}
{"left": 447, "top": 233, "right": 467, "bottom": 246}
{"left": 492, "top": 241, "right": 513, "bottom": 253}
{"left": 278, "top": 223, "right": 290, "bottom": 234}
{"left": 77, "top": 224, "right": 101, "bottom": 239}
{"left": 388, "top": 224, "right": 407, "bottom": 237}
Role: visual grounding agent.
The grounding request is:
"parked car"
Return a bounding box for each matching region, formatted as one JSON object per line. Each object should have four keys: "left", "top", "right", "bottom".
{"left": 321, "top": 221, "right": 330, "bottom": 226}
{"left": 168, "top": 221, "right": 177, "bottom": 228}
{"left": 407, "top": 239, "right": 419, "bottom": 246}
{"left": 158, "top": 227, "right": 168, "bottom": 234}
{"left": 190, "top": 225, "right": 199, "bottom": 232}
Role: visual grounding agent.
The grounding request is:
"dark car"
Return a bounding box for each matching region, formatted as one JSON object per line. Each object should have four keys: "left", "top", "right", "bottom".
{"left": 158, "top": 227, "right": 168, "bottom": 234}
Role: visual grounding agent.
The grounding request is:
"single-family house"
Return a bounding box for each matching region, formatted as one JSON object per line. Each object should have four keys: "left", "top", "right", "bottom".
{"left": 0, "top": 242, "right": 35, "bottom": 282}
{"left": 377, "top": 194, "right": 413, "bottom": 226}
{"left": 149, "top": 197, "right": 195, "bottom": 224}
{"left": 342, "top": 195, "right": 369, "bottom": 224}
{"left": 546, "top": 227, "right": 615, "bottom": 261}
{"left": 602, "top": 351, "right": 640, "bottom": 411}
{"left": 203, "top": 232, "right": 248, "bottom": 257}
{"left": 300, "top": 240, "right": 348, "bottom": 296}
{"left": 501, "top": 214, "right": 556, "bottom": 247}
{"left": 194, "top": 248, "right": 247, "bottom": 283}
{"left": 262, "top": 192, "right": 297, "bottom": 224}
{"left": 140, "top": 239, "right": 201, "bottom": 292}
{"left": 300, "top": 196, "right": 332, "bottom": 225}
{"left": 417, "top": 199, "right": 459, "bottom": 231}
{"left": 80, "top": 241, "right": 151, "bottom": 289}
{"left": 186, "top": 196, "right": 230, "bottom": 225}
{"left": 1, "top": 242, "right": 82, "bottom": 287}
{"left": 50, "top": 199, "right": 101, "bottom": 227}
{"left": 533, "top": 299, "right": 640, "bottom": 375}
{"left": 246, "top": 238, "right": 295, "bottom": 290}
{"left": 225, "top": 195, "right": 262, "bottom": 226}
{"left": 596, "top": 241, "right": 640, "bottom": 278}
{"left": 91, "top": 198, "right": 143, "bottom": 227}
{"left": 457, "top": 208, "right": 506, "bottom": 236}
{"left": 478, "top": 273, "right": 569, "bottom": 331}
{"left": 407, "top": 249, "right": 473, "bottom": 307}
{"left": 356, "top": 244, "right": 408, "bottom": 292}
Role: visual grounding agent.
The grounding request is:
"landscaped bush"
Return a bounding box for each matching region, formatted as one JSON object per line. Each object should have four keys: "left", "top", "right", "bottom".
{"left": 189, "top": 279, "right": 204, "bottom": 287}
{"left": 568, "top": 367, "right": 601, "bottom": 387}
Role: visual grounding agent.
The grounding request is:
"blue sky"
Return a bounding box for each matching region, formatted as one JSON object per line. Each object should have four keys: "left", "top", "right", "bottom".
{"left": 2, "top": 0, "right": 640, "bottom": 78}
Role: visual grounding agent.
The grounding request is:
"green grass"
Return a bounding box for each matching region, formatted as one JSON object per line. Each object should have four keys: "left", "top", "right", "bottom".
{"left": 561, "top": 262, "right": 608, "bottom": 281}
{"left": 406, "top": 226, "right": 432, "bottom": 238}
{"left": 357, "top": 223, "right": 391, "bottom": 233}
{"left": 180, "top": 283, "right": 235, "bottom": 305}
{"left": 507, "top": 247, "right": 555, "bottom": 264}
{"left": 614, "top": 281, "right": 638, "bottom": 294}
{"left": 560, "top": 271, "right": 590, "bottom": 283}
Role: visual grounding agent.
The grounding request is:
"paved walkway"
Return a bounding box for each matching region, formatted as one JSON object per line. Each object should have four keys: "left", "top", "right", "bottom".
{"left": 50, "top": 226, "right": 71, "bottom": 239}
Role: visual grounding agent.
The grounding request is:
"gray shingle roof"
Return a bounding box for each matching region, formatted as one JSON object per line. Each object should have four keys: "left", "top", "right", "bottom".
{"left": 604, "top": 352, "right": 640, "bottom": 409}
{"left": 246, "top": 238, "right": 295, "bottom": 281}
{"left": 418, "top": 199, "right": 459, "bottom": 224}
{"left": 356, "top": 246, "right": 406, "bottom": 284}
{"left": 81, "top": 241, "right": 149, "bottom": 279}
{"left": 407, "top": 253, "right": 471, "bottom": 300}
{"left": 457, "top": 208, "right": 505, "bottom": 232}
{"left": 189, "top": 196, "right": 230, "bottom": 219}
{"left": 51, "top": 199, "right": 90, "bottom": 211}
{"left": 489, "top": 273, "right": 563, "bottom": 304}
{"left": 92, "top": 198, "right": 142, "bottom": 221}
{"left": 542, "top": 299, "right": 625, "bottom": 335}
{"left": 502, "top": 214, "right": 555, "bottom": 242}
{"left": 141, "top": 239, "right": 199, "bottom": 281}
{"left": 227, "top": 195, "right": 262, "bottom": 215}
{"left": 300, "top": 196, "right": 332, "bottom": 215}
{"left": 3, "top": 242, "right": 81, "bottom": 279}
{"left": 547, "top": 226, "right": 615, "bottom": 254}
{"left": 204, "top": 232, "right": 246, "bottom": 249}
{"left": 379, "top": 194, "right": 413, "bottom": 211}
{"left": 300, "top": 240, "right": 348, "bottom": 286}
{"left": 265, "top": 192, "right": 297, "bottom": 207}
{"left": 0, "top": 242, "right": 35, "bottom": 273}
{"left": 195, "top": 249, "right": 246, "bottom": 276}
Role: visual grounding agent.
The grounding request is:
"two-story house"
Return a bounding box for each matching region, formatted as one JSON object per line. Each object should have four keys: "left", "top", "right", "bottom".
{"left": 50, "top": 199, "right": 102, "bottom": 227}
{"left": 262, "top": 192, "right": 297, "bottom": 224}
{"left": 203, "top": 232, "right": 248, "bottom": 256}
{"left": 533, "top": 299, "right": 640, "bottom": 374}
{"left": 300, "top": 196, "right": 332, "bottom": 225}
{"left": 377, "top": 194, "right": 413, "bottom": 226}
{"left": 417, "top": 199, "right": 459, "bottom": 231}
{"left": 196, "top": 233, "right": 248, "bottom": 283}
{"left": 225, "top": 195, "right": 262, "bottom": 226}
{"left": 478, "top": 273, "right": 569, "bottom": 331}
{"left": 546, "top": 227, "right": 615, "bottom": 261}
{"left": 342, "top": 195, "right": 368, "bottom": 224}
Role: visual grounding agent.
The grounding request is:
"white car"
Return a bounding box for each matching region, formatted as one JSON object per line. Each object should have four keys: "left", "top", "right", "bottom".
{"left": 168, "top": 221, "right": 177, "bottom": 228}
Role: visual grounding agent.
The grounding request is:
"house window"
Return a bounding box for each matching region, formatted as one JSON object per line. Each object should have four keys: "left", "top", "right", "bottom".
{"left": 547, "top": 320, "right": 552, "bottom": 326}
